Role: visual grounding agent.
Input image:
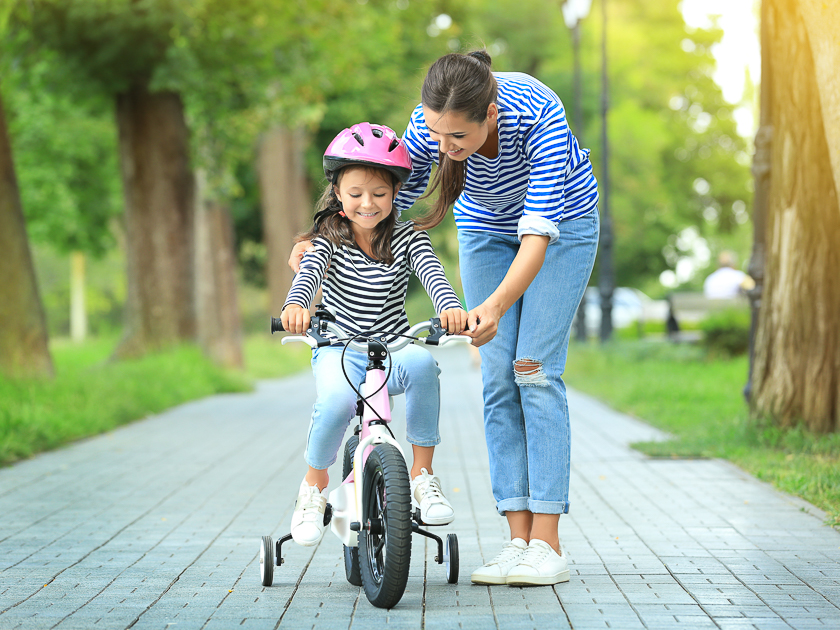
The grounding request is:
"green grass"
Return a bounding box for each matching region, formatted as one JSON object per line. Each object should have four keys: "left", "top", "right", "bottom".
{"left": 0, "top": 336, "right": 251, "bottom": 466}
{"left": 243, "top": 333, "right": 313, "bottom": 379}
{"left": 565, "top": 340, "right": 840, "bottom": 529}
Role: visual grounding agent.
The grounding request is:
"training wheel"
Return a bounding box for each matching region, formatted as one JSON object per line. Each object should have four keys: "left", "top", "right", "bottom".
{"left": 260, "top": 535, "right": 274, "bottom": 586}
{"left": 444, "top": 533, "right": 459, "bottom": 584}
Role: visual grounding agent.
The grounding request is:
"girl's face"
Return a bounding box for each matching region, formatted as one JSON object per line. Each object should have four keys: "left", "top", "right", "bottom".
{"left": 334, "top": 167, "right": 399, "bottom": 236}
{"left": 421, "top": 103, "right": 498, "bottom": 161}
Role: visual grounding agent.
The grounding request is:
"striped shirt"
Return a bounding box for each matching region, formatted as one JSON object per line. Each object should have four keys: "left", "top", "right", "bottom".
{"left": 284, "top": 222, "right": 463, "bottom": 343}
{"left": 396, "top": 72, "right": 599, "bottom": 243}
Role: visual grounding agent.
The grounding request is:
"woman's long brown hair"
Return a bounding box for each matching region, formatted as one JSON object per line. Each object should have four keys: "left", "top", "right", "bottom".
{"left": 414, "top": 50, "right": 498, "bottom": 231}
{"left": 297, "top": 165, "right": 400, "bottom": 265}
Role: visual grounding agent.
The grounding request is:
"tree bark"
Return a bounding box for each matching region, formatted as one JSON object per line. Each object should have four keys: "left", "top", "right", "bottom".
{"left": 258, "top": 127, "right": 310, "bottom": 317}
{"left": 0, "top": 92, "right": 53, "bottom": 378}
{"left": 751, "top": 0, "right": 840, "bottom": 432}
{"left": 113, "top": 84, "right": 196, "bottom": 358}
{"left": 194, "top": 170, "right": 243, "bottom": 369}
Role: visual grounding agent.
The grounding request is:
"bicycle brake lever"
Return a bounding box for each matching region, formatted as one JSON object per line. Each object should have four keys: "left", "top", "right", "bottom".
{"left": 307, "top": 315, "right": 332, "bottom": 348}
{"left": 423, "top": 318, "right": 447, "bottom": 346}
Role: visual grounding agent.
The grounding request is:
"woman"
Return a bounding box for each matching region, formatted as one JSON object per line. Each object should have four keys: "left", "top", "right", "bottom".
{"left": 291, "top": 50, "right": 599, "bottom": 586}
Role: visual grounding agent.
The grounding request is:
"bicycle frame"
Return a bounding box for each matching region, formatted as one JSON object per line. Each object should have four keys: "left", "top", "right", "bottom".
{"left": 276, "top": 312, "right": 469, "bottom": 548}
{"left": 329, "top": 359, "right": 403, "bottom": 548}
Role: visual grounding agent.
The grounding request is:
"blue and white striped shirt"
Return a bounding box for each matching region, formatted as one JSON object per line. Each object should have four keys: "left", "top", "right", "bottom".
{"left": 284, "top": 222, "right": 463, "bottom": 343}
{"left": 397, "top": 72, "right": 599, "bottom": 243}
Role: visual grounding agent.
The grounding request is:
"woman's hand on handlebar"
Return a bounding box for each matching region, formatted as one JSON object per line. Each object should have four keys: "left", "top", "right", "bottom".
{"left": 281, "top": 304, "right": 311, "bottom": 334}
{"left": 289, "top": 240, "right": 315, "bottom": 273}
{"left": 438, "top": 308, "right": 470, "bottom": 335}
{"left": 466, "top": 302, "right": 502, "bottom": 347}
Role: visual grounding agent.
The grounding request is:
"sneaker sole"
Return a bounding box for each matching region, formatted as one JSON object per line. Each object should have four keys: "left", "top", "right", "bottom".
{"left": 470, "top": 573, "right": 509, "bottom": 585}
{"left": 411, "top": 500, "right": 454, "bottom": 526}
{"left": 506, "top": 569, "right": 570, "bottom": 586}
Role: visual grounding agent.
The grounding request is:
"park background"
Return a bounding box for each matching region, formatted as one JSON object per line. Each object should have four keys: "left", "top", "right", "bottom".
{"left": 1, "top": 0, "right": 838, "bottom": 529}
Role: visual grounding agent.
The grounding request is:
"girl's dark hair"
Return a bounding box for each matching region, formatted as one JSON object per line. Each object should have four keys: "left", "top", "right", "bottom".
{"left": 297, "top": 165, "right": 400, "bottom": 265}
{"left": 414, "top": 50, "right": 498, "bottom": 231}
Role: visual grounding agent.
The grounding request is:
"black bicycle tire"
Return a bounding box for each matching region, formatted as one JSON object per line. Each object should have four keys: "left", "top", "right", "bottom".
{"left": 359, "top": 444, "right": 412, "bottom": 608}
{"left": 445, "top": 533, "right": 459, "bottom": 584}
{"left": 342, "top": 435, "right": 362, "bottom": 587}
{"left": 260, "top": 535, "right": 274, "bottom": 587}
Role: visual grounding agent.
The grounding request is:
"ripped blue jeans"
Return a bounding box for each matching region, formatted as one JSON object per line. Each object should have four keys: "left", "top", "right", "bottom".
{"left": 457, "top": 210, "right": 599, "bottom": 515}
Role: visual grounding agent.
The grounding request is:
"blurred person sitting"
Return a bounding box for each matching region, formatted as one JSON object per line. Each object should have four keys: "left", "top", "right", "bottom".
{"left": 703, "top": 251, "right": 754, "bottom": 299}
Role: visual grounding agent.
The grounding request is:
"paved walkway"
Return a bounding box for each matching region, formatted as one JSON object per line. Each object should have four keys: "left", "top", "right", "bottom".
{"left": 0, "top": 345, "right": 838, "bottom": 630}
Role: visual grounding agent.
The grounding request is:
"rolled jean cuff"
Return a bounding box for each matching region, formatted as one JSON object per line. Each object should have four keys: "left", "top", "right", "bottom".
{"left": 406, "top": 436, "right": 441, "bottom": 448}
{"left": 304, "top": 454, "right": 338, "bottom": 470}
{"left": 496, "top": 496, "right": 530, "bottom": 516}
{"left": 528, "top": 499, "right": 570, "bottom": 515}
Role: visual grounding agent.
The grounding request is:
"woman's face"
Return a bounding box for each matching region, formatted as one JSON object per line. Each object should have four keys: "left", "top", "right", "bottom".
{"left": 334, "top": 167, "right": 398, "bottom": 236}
{"left": 422, "top": 104, "right": 498, "bottom": 161}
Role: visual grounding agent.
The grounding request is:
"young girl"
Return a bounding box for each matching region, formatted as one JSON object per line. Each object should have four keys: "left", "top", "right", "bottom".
{"left": 280, "top": 122, "right": 469, "bottom": 546}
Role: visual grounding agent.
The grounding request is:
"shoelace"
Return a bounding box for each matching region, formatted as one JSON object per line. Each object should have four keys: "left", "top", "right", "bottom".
{"left": 487, "top": 541, "right": 526, "bottom": 567}
{"left": 415, "top": 470, "right": 445, "bottom": 503}
{"left": 298, "top": 487, "right": 326, "bottom": 521}
{"left": 517, "top": 543, "right": 554, "bottom": 568}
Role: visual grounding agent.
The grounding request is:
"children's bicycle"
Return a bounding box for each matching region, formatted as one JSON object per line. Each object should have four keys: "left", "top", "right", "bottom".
{"left": 261, "top": 306, "right": 470, "bottom": 608}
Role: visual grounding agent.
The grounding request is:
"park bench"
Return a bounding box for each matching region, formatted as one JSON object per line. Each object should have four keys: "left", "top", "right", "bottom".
{"left": 666, "top": 291, "right": 749, "bottom": 341}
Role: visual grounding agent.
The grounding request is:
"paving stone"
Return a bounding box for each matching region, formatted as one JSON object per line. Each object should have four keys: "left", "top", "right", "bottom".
{"left": 1, "top": 347, "right": 838, "bottom": 629}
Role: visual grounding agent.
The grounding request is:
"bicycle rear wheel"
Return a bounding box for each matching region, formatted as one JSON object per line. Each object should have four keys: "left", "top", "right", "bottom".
{"left": 359, "top": 444, "right": 412, "bottom": 608}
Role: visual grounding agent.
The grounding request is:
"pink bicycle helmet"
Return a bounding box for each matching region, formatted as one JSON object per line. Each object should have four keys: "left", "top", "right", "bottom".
{"left": 323, "top": 122, "right": 412, "bottom": 184}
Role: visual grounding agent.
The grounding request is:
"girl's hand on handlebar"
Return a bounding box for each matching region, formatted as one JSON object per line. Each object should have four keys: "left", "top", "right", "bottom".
{"left": 466, "top": 302, "right": 501, "bottom": 347}
{"left": 438, "top": 308, "right": 469, "bottom": 334}
{"left": 289, "top": 240, "right": 315, "bottom": 273}
{"left": 281, "top": 304, "right": 311, "bottom": 334}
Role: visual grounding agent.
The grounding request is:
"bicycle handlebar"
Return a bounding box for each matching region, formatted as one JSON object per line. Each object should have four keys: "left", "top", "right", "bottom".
{"left": 271, "top": 312, "right": 472, "bottom": 353}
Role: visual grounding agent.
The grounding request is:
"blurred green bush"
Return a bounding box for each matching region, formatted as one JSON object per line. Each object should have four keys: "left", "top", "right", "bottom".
{"left": 700, "top": 308, "right": 751, "bottom": 357}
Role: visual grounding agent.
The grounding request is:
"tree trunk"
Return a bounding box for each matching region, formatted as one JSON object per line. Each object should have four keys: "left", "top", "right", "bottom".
{"left": 194, "top": 170, "right": 243, "bottom": 369}
{"left": 0, "top": 93, "right": 53, "bottom": 378}
{"left": 258, "top": 127, "right": 310, "bottom": 317}
{"left": 113, "top": 84, "right": 196, "bottom": 358}
{"left": 70, "top": 251, "right": 87, "bottom": 343}
{"left": 751, "top": 0, "right": 840, "bottom": 432}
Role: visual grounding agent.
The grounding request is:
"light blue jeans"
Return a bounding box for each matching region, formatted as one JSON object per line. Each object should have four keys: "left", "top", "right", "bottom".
{"left": 305, "top": 344, "right": 442, "bottom": 469}
{"left": 458, "top": 210, "right": 599, "bottom": 515}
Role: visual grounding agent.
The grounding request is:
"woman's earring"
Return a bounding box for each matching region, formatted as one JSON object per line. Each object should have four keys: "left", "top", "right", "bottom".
{"left": 339, "top": 211, "right": 346, "bottom": 217}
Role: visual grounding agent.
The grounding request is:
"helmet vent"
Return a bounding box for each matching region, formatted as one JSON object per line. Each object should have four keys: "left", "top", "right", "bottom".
{"left": 388, "top": 138, "right": 400, "bottom": 152}
{"left": 352, "top": 132, "right": 365, "bottom": 146}
{"left": 371, "top": 128, "right": 383, "bottom": 138}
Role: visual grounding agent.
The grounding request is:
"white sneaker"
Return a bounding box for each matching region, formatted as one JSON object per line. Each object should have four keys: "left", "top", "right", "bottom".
{"left": 290, "top": 479, "right": 327, "bottom": 546}
{"left": 410, "top": 468, "right": 454, "bottom": 525}
{"left": 470, "top": 538, "right": 528, "bottom": 585}
{"left": 506, "top": 539, "right": 569, "bottom": 586}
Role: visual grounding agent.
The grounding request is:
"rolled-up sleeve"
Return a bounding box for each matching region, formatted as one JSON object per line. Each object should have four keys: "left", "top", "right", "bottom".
{"left": 519, "top": 100, "right": 572, "bottom": 244}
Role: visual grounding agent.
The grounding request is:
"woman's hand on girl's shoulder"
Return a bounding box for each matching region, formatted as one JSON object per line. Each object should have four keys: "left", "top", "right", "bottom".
{"left": 281, "top": 304, "right": 311, "bottom": 335}
{"left": 439, "top": 308, "right": 469, "bottom": 334}
{"left": 289, "top": 240, "right": 315, "bottom": 273}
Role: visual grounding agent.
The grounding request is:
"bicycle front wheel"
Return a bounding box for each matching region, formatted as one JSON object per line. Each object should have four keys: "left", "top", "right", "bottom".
{"left": 342, "top": 435, "right": 362, "bottom": 587}
{"left": 359, "top": 443, "right": 412, "bottom": 608}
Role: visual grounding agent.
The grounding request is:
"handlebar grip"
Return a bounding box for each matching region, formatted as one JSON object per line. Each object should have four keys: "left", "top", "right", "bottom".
{"left": 270, "top": 317, "right": 285, "bottom": 334}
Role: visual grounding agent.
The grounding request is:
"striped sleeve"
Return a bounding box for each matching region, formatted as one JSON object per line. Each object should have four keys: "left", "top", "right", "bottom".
{"left": 407, "top": 230, "right": 463, "bottom": 314}
{"left": 519, "top": 98, "right": 572, "bottom": 244}
{"left": 394, "top": 105, "right": 437, "bottom": 215}
{"left": 283, "top": 237, "right": 333, "bottom": 311}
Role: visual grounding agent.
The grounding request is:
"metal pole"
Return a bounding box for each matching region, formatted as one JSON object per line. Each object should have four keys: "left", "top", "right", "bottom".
{"left": 745, "top": 0, "right": 771, "bottom": 403}
{"left": 598, "top": 0, "right": 614, "bottom": 342}
{"left": 572, "top": 18, "right": 589, "bottom": 342}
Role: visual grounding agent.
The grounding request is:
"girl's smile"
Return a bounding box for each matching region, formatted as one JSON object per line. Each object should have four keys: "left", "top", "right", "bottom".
{"left": 334, "top": 166, "right": 400, "bottom": 238}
